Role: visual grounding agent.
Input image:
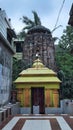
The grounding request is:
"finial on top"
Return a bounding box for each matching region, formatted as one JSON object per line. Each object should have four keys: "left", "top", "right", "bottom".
{"left": 36, "top": 53, "right": 39, "bottom": 58}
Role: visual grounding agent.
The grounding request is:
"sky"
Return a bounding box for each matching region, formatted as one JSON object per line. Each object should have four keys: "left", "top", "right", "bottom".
{"left": 0, "top": 0, "right": 73, "bottom": 41}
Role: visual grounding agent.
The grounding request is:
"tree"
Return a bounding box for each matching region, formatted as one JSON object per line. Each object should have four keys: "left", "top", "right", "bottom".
{"left": 59, "top": 25, "right": 73, "bottom": 54}
{"left": 22, "top": 11, "right": 41, "bottom": 31}
{"left": 18, "top": 11, "right": 41, "bottom": 38}
{"left": 17, "top": 31, "right": 26, "bottom": 39}
{"left": 56, "top": 25, "right": 73, "bottom": 99}
{"left": 12, "top": 57, "right": 31, "bottom": 83}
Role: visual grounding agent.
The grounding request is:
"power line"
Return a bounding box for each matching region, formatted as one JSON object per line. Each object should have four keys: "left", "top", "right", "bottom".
{"left": 52, "top": 0, "right": 65, "bottom": 32}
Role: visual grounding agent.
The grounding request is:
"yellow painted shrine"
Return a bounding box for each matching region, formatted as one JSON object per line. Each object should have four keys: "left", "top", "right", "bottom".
{"left": 14, "top": 58, "right": 61, "bottom": 114}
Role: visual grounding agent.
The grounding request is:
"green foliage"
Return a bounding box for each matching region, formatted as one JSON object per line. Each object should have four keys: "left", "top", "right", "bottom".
{"left": 17, "top": 31, "right": 26, "bottom": 39}
{"left": 12, "top": 57, "right": 31, "bottom": 82}
{"left": 56, "top": 25, "right": 73, "bottom": 99}
{"left": 19, "top": 11, "right": 42, "bottom": 38}
{"left": 22, "top": 11, "right": 41, "bottom": 30}
{"left": 32, "top": 11, "right": 41, "bottom": 26}
{"left": 12, "top": 57, "right": 32, "bottom": 90}
{"left": 56, "top": 53, "right": 73, "bottom": 78}
{"left": 59, "top": 25, "right": 73, "bottom": 53}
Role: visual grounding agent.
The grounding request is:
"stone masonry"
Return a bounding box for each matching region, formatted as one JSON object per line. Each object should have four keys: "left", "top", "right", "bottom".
{"left": 23, "top": 25, "right": 56, "bottom": 71}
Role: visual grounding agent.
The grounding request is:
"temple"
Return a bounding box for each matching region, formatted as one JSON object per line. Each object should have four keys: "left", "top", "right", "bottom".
{"left": 23, "top": 25, "right": 56, "bottom": 71}
{"left": 14, "top": 58, "right": 61, "bottom": 114}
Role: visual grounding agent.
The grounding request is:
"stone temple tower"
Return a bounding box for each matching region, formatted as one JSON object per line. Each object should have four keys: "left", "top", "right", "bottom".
{"left": 23, "top": 25, "right": 56, "bottom": 71}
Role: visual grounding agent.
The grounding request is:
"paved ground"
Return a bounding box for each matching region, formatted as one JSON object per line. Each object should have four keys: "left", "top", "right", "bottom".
{"left": 0, "top": 114, "right": 73, "bottom": 130}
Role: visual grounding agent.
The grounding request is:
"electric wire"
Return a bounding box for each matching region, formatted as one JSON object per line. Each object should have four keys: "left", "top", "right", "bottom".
{"left": 52, "top": 0, "right": 65, "bottom": 32}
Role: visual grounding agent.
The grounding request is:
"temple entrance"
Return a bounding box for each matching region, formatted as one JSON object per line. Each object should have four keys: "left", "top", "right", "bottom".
{"left": 31, "top": 87, "right": 45, "bottom": 114}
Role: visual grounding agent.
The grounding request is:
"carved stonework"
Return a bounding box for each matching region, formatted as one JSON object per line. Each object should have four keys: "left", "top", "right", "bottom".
{"left": 23, "top": 25, "right": 56, "bottom": 71}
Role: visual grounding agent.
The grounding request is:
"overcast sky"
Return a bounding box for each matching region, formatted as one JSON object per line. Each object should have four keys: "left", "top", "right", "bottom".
{"left": 0, "top": 0, "right": 73, "bottom": 40}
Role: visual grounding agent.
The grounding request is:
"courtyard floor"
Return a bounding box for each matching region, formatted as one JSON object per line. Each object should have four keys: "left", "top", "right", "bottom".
{"left": 0, "top": 114, "right": 73, "bottom": 130}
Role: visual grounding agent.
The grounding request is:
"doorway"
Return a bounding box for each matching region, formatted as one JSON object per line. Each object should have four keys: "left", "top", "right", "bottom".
{"left": 31, "top": 87, "right": 45, "bottom": 114}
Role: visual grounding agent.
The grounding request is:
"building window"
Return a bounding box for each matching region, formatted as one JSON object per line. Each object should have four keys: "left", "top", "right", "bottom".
{"left": 16, "top": 43, "right": 22, "bottom": 52}
{"left": 7, "top": 30, "right": 12, "bottom": 44}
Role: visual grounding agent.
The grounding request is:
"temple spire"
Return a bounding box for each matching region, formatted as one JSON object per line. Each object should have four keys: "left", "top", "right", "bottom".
{"left": 32, "top": 56, "right": 44, "bottom": 68}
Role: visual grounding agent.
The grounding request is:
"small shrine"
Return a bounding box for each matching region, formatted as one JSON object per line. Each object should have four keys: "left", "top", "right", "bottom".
{"left": 14, "top": 58, "right": 61, "bottom": 114}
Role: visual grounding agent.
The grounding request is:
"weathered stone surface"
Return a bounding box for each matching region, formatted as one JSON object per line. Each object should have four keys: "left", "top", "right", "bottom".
{"left": 0, "top": 41, "right": 13, "bottom": 105}
{"left": 0, "top": 9, "right": 16, "bottom": 106}
{"left": 23, "top": 26, "right": 56, "bottom": 71}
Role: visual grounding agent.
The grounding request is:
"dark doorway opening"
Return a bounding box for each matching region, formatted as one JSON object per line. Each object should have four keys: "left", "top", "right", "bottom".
{"left": 31, "top": 87, "right": 45, "bottom": 114}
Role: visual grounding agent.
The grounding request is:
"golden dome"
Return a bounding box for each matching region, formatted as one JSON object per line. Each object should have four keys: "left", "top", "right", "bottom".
{"left": 32, "top": 58, "right": 44, "bottom": 68}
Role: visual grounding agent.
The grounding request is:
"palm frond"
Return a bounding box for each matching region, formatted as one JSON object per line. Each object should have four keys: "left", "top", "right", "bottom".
{"left": 22, "top": 16, "right": 34, "bottom": 26}
{"left": 32, "top": 11, "right": 41, "bottom": 25}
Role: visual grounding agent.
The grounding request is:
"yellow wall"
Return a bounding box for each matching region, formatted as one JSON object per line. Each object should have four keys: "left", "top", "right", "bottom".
{"left": 17, "top": 89, "right": 24, "bottom": 106}
{"left": 16, "top": 83, "right": 60, "bottom": 89}
{"left": 53, "top": 90, "right": 59, "bottom": 107}
{"left": 16, "top": 83, "right": 60, "bottom": 107}
{"left": 45, "top": 89, "right": 59, "bottom": 107}
{"left": 17, "top": 88, "right": 31, "bottom": 107}
{"left": 24, "top": 88, "right": 31, "bottom": 107}
{"left": 45, "top": 89, "right": 50, "bottom": 107}
{"left": 17, "top": 87, "right": 59, "bottom": 108}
